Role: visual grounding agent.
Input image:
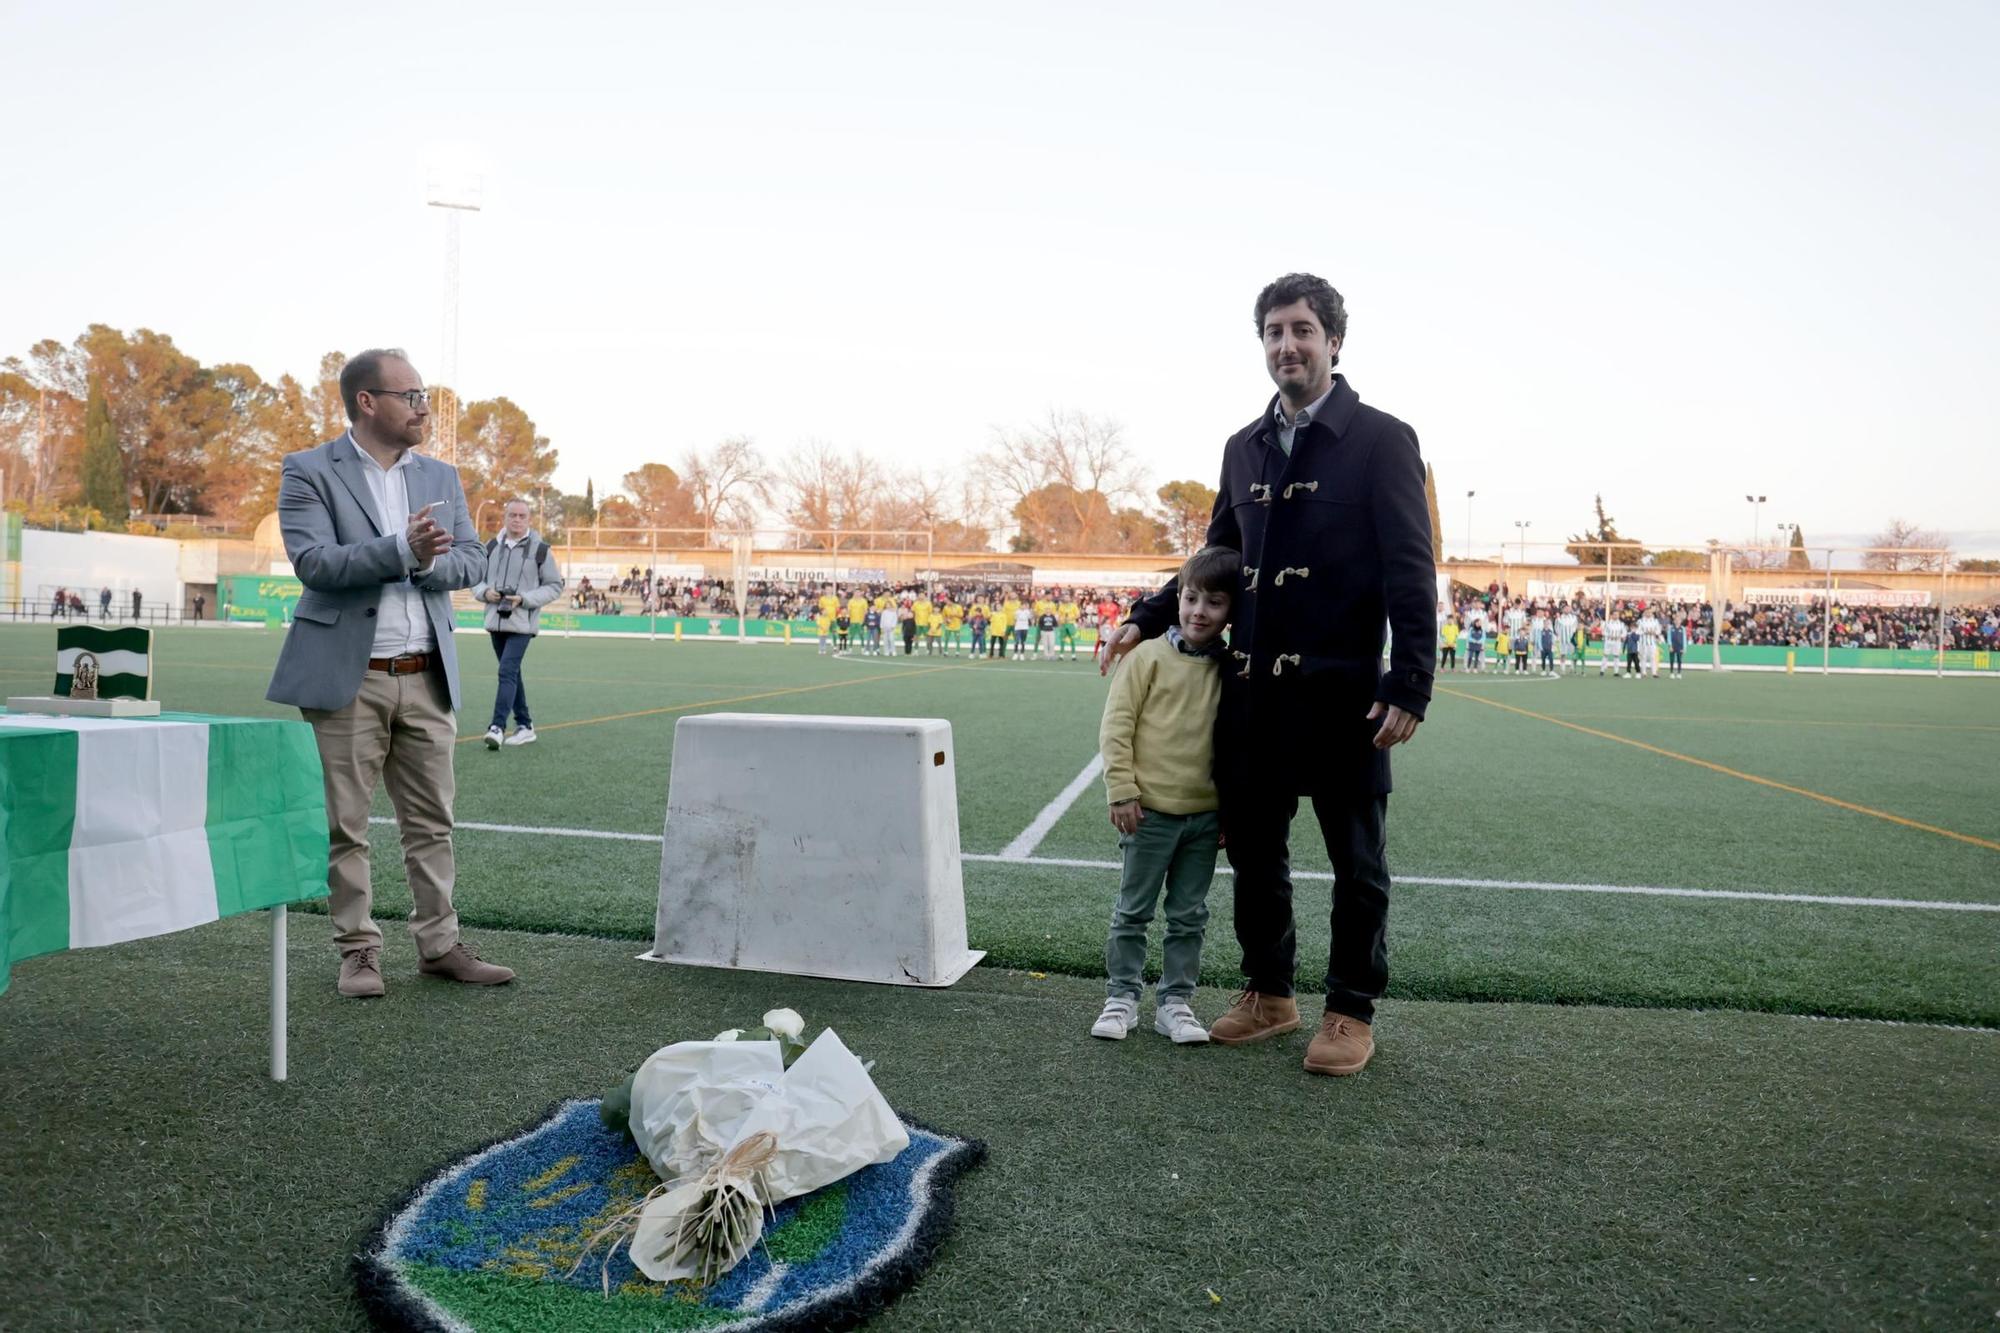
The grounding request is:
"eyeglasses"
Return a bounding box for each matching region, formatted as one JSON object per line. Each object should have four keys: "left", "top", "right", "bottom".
{"left": 362, "top": 387, "right": 431, "bottom": 409}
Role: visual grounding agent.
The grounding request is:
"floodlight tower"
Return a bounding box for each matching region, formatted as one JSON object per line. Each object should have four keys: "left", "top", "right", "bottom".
{"left": 426, "top": 170, "right": 483, "bottom": 466}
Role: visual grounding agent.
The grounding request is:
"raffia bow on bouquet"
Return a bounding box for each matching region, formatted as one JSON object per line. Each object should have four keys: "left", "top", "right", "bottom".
{"left": 580, "top": 1017, "right": 908, "bottom": 1287}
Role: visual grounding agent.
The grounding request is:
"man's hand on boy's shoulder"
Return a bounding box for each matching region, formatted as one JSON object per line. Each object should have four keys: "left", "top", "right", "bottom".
{"left": 1109, "top": 800, "right": 1143, "bottom": 835}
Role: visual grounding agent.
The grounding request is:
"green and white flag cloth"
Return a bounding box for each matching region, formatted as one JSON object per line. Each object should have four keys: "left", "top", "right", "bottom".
{"left": 56, "top": 625, "right": 153, "bottom": 699}
{"left": 0, "top": 711, "right": 328, "bottom": 995}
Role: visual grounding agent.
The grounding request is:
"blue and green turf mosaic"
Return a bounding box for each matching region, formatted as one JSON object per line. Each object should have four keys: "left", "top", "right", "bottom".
{"left": 357, "top": 1099, "right": 985, "bottom": 1331}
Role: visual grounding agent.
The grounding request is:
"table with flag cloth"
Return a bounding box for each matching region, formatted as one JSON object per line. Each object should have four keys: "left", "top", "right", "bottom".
{"left": 0, "top": 709, "right": 328, "bottom": 1080}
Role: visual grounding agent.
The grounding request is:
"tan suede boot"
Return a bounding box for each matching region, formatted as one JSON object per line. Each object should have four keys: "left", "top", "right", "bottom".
{"left": 337, "top": 947, "right": 385, "bottom": 999}
{"left": 418, "top": 942, "right": 516, "bottom": 986}
{"left": 1302, "top": 1012, "right": 1374, "bottom": 1076}
{"left": 1208, "top": 990, "right": 1301, "bottom": 1045}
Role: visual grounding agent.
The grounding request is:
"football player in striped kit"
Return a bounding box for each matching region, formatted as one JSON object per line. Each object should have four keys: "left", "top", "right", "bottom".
{"left": 1599, "top": 613, "right": 1628, "bottom": 677}
{"left": 1636, "top": 606, "right": 1664, "bottom": 679}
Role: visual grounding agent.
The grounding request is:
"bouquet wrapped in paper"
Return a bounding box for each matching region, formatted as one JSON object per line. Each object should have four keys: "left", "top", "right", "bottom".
{"left": 622, "top": 1026, "right": 909, "bottom": 1283}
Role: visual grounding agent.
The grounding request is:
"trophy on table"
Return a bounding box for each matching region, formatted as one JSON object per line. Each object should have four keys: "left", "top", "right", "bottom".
{"left": 7, "top": 625, "right": 163, "bottom": 717}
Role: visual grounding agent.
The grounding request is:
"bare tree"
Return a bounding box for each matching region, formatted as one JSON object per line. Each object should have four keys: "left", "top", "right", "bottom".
{"left": 979, "top": 408, "right": 1145, "bottom": 551}
{"left": 830, "top": 449, "right": 884, "bottom": 549}
{"left": 680, "top": 435, "right": 770, "bottom": 532}
{"left": 776, "top": 440, "right": 841, "bottom": 547}
{"left": 1864, "top": 518, "right": 1954, "bottom": 572}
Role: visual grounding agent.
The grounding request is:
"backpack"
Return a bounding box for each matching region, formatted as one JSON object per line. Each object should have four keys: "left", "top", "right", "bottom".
{"left": 484, "top": 536, "right": 551, "bottom": 578}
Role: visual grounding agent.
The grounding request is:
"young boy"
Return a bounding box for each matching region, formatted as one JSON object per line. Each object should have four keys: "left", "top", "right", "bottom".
{"left": 1092, "top": 546, "right": 1235, "bottom": 1046}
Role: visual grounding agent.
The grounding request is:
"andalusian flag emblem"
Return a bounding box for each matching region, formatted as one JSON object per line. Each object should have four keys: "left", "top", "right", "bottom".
{"left": 56, "top": 626, "right": 152, "bottom": 700}
{"left": 0, "top": 714, "right": 329, "bottom": 995}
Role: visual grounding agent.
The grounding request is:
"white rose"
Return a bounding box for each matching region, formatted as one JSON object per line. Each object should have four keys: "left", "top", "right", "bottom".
{"left": 761, "top": 1008, "right": 805, "bottom": 1041}
{"left": 713, "top": 1028, "right": 743, "bottom": 1042}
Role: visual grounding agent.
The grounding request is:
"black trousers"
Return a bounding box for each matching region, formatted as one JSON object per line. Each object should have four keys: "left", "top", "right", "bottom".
{"left": 1219, "top": 787, "right": 1390, "bottom": 1023}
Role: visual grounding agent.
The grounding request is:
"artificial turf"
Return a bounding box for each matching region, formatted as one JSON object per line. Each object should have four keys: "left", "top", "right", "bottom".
{"left": 1, "top": 915, "right": 1994, "bottom": 1332}
{"left": 1, "top": 625, "right": 1996, "bottom": 1329}
{"left": 0, "top": 627, "right": 1994, "bottom": 1027}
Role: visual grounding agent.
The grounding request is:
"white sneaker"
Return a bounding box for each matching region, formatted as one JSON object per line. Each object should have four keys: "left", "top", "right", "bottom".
{"left": 1154, "top": 1000, "right": 1210, "bottom": 1045}
{"left": 484, "top": 726, "right": 504, "bottom": 750}
{"left": 1091, "top": 997, "right": 1139, "bottom": 1040}
{"left": 504, "top": 726, "right": 537, "bottom": 746}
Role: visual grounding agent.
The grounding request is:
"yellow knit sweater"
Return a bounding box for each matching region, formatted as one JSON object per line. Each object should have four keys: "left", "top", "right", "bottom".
{"left": 1099, "top": 635, "right": 1221, "bottom": 814}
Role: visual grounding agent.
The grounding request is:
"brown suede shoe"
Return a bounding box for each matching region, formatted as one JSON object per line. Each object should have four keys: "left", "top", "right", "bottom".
{"left": 418, "top": 942, "right": 516, "bottom": 986}
{"left": 337, "top": 947, "right": 385, "bottom": 999}
{"left": 1303, "top": 1012, "right": 1374, "bottom": 1076}
{"left": 1208, "top": 990, "right": 1301, "bottom": 1045}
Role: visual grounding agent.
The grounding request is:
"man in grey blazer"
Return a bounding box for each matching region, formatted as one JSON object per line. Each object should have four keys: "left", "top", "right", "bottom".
{"left": 266, "top": 347, "right": 516, "bottom": 997}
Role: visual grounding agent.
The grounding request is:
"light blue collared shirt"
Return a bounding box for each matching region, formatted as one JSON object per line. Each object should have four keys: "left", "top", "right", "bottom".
{"left": 1274, "top": 380, "right": 1337, "bottom": 457}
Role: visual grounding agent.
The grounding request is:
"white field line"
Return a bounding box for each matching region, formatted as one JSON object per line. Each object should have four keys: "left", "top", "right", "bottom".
{"left": 372, "top": 815, "right": 2000, "bottom": 912}
{"left": 962, "top": 853, "right": 1998, "bottom": 912}
{"left": 372, "top": 815, "right": 659, "bottom": 843}
{"left": 998, "top": 754, "right": 1105, "bottom": 860}
{"left": 825, "top": 652, "right": 1105, "bottom": 677}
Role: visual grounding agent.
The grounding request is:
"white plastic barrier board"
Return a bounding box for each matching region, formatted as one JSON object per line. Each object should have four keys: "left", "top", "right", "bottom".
{"left": 645, "top": 713, "right": 984, "bottom": 987}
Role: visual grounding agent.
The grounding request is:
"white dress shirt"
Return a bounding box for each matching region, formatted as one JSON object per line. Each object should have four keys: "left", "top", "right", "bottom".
{"left": 347, "top": 433, "right": 436, "bottom": 657}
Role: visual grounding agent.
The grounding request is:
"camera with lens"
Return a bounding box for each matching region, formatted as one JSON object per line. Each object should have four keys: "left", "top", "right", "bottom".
{"left": 494, "top": 588, "right": 519, "bottom": 619}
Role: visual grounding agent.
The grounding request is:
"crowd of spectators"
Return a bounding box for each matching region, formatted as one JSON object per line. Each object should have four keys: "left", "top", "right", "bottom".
{"left": 558, "top": 566, "right": 2000, "bottom": 660}
{"left": 1714, "top": 601, "right": 1999, "bottom": 650}
{"left": 569, "top": 568, "right": 1160, "bottom": 633}
{"left": 1445, "top": 582, "right": 2000, "bottom": 656}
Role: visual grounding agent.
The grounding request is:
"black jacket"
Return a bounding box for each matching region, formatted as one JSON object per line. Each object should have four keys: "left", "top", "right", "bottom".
{"left": 1128, "top": 375, "right": 1437, "bottom": 795}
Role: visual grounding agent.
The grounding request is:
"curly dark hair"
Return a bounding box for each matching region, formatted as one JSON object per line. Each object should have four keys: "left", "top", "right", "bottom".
{"left": 1253, "top": 273, "right": 1347, "bottom": 366}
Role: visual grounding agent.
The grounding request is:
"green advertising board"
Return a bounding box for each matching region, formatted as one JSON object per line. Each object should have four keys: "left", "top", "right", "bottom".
{"left": 221, "top": 573, "right": 304, "bottom": 624}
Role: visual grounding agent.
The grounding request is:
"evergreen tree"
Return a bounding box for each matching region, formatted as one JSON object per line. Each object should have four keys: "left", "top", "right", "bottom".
{"left": 583, "top": 477, "right": 596, "bottom": 520}
{"left": 1787, "top": 525, "right": 1811, "bottom": 571}
{"left": 79, "top": 377, "right": 127, "bottom": 519}
{"left": 1564, "top": 494, "right": 1643, "bottom": 569}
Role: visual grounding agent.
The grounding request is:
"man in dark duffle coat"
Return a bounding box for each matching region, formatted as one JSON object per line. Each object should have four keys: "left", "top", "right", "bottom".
{"left": 1102, "top": 271, "right": 1436, "bottom": 1076}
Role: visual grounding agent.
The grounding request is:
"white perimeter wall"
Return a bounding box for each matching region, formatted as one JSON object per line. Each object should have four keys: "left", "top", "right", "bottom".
{"left": 19, "top": 530, "right": 184, "bottom": 608}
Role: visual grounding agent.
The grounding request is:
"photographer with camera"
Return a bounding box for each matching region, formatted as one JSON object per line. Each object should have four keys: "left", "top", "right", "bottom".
{"left": 472, "top": 499, "right": 565, "bottom": 750}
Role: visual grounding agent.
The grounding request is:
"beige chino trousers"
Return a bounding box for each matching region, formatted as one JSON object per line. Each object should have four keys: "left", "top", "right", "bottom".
{"left": 303, "top": 665, "right": 461, "bottom": 959}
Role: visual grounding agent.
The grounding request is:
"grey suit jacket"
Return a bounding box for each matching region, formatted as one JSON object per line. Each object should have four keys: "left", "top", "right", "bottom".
{"left": 264, "top": 434, "right": 485, "bottom": 713}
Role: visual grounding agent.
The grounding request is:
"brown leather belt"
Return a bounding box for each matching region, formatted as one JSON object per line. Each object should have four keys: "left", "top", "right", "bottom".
{"left": 367, "top": 652, "right": 434, "bottom": 675}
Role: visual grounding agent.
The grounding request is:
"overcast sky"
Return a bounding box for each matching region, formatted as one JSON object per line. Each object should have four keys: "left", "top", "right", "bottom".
{"left": 4, "top": 0, "right": 1995, "bottom": 556}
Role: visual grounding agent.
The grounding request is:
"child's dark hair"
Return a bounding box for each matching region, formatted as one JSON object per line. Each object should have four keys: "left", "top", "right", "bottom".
{"left": 1180, "top": 546, "right": 1240, "bottom": 598}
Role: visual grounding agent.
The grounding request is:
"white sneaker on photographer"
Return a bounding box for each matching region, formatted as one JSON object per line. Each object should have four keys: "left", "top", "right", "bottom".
{"left": 1154, "top": 1000, "right": 1210, "bottom": 1045}
{"left": 1091, "top": 997, "right": 1139, "bottom": 1040}
{"left": 504, "top": 726, "right": 537, "bottom": 746}
{"left": 484, "top": 726, "right": 504, "bottom": 750}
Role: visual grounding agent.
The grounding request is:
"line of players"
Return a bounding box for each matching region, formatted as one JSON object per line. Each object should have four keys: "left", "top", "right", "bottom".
{"left": 814, "top": 588, "right": 1091, "bottom": 661}
{"left": 1438, "top": 602, "right": 1693, "bottom": 679}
